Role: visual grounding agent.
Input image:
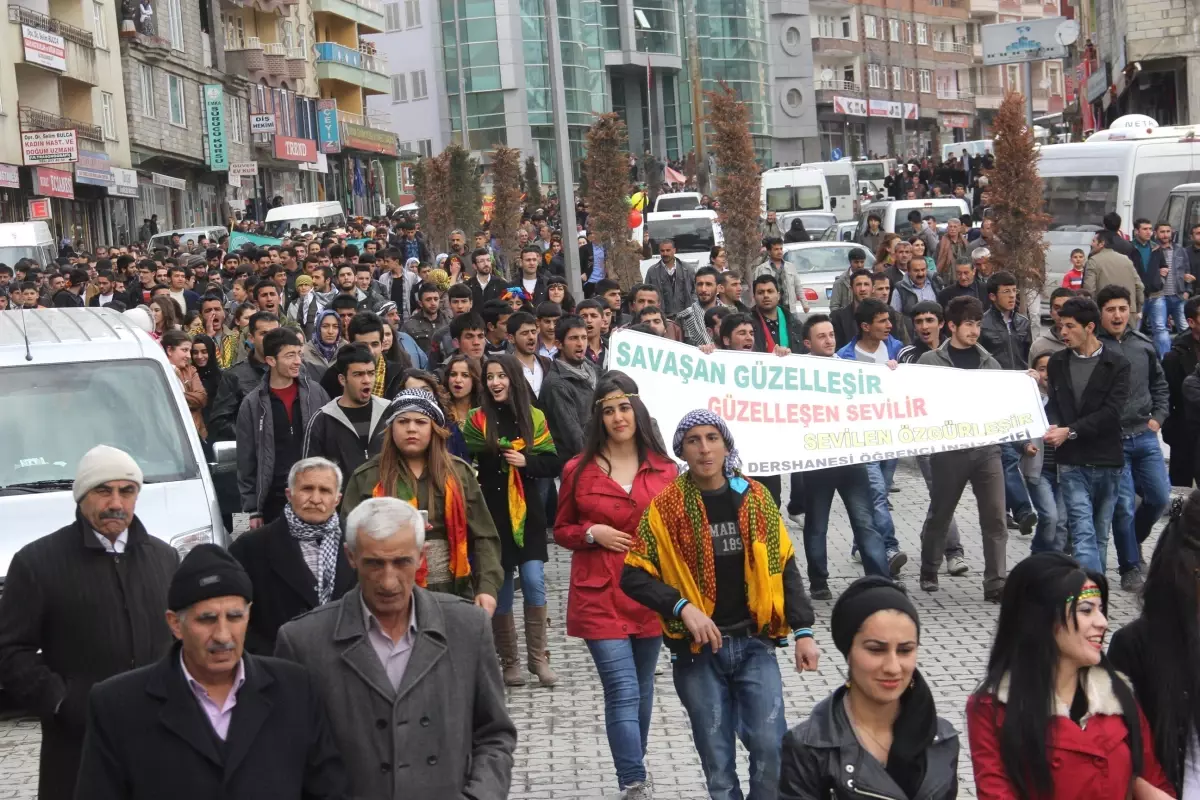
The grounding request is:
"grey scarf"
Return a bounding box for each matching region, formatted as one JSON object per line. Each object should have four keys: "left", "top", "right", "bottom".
{"left": 283, "top": 505, "right": 341, "bottom": 605}
{"left": 557, "top": 357, "right": 597, "bottom": 389}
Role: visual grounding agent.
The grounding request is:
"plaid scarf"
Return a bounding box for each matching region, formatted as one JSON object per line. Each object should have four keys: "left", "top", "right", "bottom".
{"left": 460, "top": 406, "right": 555, "bottom": 548}
{"left": 372, "top": 470, "right": 471, "bottom": 592}
{"left": 283, "top": 504, "right": 342, "bottom": 605}
{"left": 372, "top": 354, "right": 388, "bottom": 397}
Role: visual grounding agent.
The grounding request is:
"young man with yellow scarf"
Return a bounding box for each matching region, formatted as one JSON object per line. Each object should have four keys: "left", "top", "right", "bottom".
{"left": 621, "top": 410, "right": 821, "bottom": 800}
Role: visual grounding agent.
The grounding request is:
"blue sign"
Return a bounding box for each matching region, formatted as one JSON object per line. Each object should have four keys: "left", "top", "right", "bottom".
{"left": 316, "top": 100, "right": 341, "bottom": 154}
{"left": 831, "top": 147, "right": 843, "bottom": 161}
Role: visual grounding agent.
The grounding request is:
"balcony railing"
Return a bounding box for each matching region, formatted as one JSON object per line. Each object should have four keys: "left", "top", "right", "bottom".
{"left": 19, "top": 105, "right": 103, "bottom": 142}
{"left": 263, "top": 42, "right": 286, "bottom": 55}
{"left": 337, "top": 109, "right": 390, "bottom": 129}
{"left": 936, "top": 89, "right": 974, "bottom": 100}
{"left": 814, "top": 79, "right": 861, "bottom": 92}
{"left": 353, "top": 0, "right": 382, "bottom": 14}
{"left": 7, "top": 5, "right": 93, "bottom": 46}
{"left": 313, "top": 41, "right": 387, "bottom": 74}
{"left": 932, "top": 39, "right": 971, "bottom": 54}
{"left": 287, "top": 46, "right": 305, "bottom": 59}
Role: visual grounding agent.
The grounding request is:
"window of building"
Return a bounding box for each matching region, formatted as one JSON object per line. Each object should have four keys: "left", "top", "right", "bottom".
{"left": 888, "top": 19, "right": 900, "bottom": 41}
{"left": 817, "top": 14, "right": 836, "bottom": 38}
{"left": 93, "top": 2, "right": 108, "bottom": 48}
{"left": 417, "top": 139, "right": 433, "bottom": 157}
{"left": 391, "top": 74, "right": 407, "bottom": 102}
{"left": 919, "top": 69, "right": 931, "bottom": 93}
{"left": 867, "top": 63, "right": 882, "bottom": 88}
{"left": 891, "top": 66, "right": 902, "bottom": 89}
{"left": 904, "top": 22, "right": 913, "bottom": 43}
{"left": 223, "top": 14, "right": 245, "bottom": 49}
{"left": 405, "top": 0, "right": 420, "bottom": 27}
{"left": 384, "top": 2, "right": 402, "bottom": 30}
{"left": 1006, "top": 64, "right": 1020, "bottom": 89}
{"left": 167, "top": 0, "right": 184, "bottom": 51}
{"left": 1047, "top": 62, "right": 1062, "bottom": 95}
{"left": 863, "top": 15, "right": 877, "bottom": 39}
{"left": 228, "top": 95, "right": 245, "bottom": 143}
{"left": 843, "top": 65, "right": 855, "bottom": 85}
{"left": 101, "top": 92, "right": 116, "bottom": 139}
{"left": 916, "top": 22, "right": 927, "bottom": 44}
{"left": 905, "top": 68, "right": 915, "bottom": 92}
{"left": 140, "top": 64, "right": 155, "bottom": 118}
{"left": 168, "top": 74, "right": 186, "bottom": 126}
{"left": 841, "top": 14, "right": 851, "bottom": 38}
{"left": 411, "top": 70, "right": 428, "bottom": 99}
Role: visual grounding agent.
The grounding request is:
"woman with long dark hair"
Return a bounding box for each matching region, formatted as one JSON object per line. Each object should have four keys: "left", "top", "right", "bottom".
{"left": 462, "top": 355, "right": 562, "bottom": 687}
{"left": 190, "top": 333, "right": 221, "bottom": 432}
{"left": 967, "top": 552, "right": 1173, "bottom": 800}
{"left": 404, "top": 367, "right": 466, "bottom": 459}
{"left": 554, "top": 372, "right": 675, "bottom": 798}
{"left": 546, "top": 274, "right": 576, "bottom": 314}
{"left": 781, "top": 576, "right": 958, "bottom": 799}
{"left": 1109, "top": 491, "right": 1200, "bottom": 795}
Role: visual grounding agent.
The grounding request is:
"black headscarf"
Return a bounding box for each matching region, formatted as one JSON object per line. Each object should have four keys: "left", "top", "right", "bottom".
{"left": 784, "top": 218, "right": 810, "bottom": 243}
{"left": 191, "top": 334, "right": 222, "bottom": 408}
{"left": 832, "top": 576, "right": 936, "bottom": 799}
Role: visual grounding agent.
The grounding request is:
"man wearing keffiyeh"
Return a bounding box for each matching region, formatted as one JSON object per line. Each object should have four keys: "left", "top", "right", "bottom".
{"left": 230, "top": 457, "right": 356, "bottom": 655}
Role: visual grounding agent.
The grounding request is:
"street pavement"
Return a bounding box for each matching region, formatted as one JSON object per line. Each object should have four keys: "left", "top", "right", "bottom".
{"left": 0, "top": 459, "right": 1168, "bottom": 798}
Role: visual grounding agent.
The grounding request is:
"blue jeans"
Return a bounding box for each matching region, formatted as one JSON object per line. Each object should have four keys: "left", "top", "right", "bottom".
{"left": 1001, "top": 442, "right": 1034, "bottom": 519}
{"left": 1146, "top": 294, "right": 1187, "bottom": 357}
{"left": 496, "top": 559, "right": 547, "bottom": 615}
{"left": 1058, "top": 464, "right": 1122, "bottom": 574}
{"left": 1027, "top": 470, "right": 1062, "bottom": 553}
{"left": 864, "top": 459, "right": 898, "bottom": 552}
{"left": 1113, "top": 431, "right": 1172, "bottom": 573}
{"left": 586, "top": 636, "right": 662, "bottom": 788}
{"left": 802, "top": 465, "right": 889, "bottom": 584}
{"left": 672, "top": 635, "right": 787, "bottom": 800}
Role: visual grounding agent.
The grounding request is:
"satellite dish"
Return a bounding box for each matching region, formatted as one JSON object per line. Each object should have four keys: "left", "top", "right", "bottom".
{"left": 821, "top": 68, "right": 834, "bottom": 82}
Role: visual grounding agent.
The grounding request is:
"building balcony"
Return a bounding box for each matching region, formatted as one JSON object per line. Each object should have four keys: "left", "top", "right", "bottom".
{"left": 263, "top": 41, "right": 288, "bottom": 75}
{"left": 975, "top": 89, "right": 1003, "bottom": 109}
{"left": 19, "top": 104, "right": 103, "bottom": 144}
{"left": 814, "top": 80, "right": 862, "bottom": 103}
{"left": 225, "top": 35, "right": 266, "bottom": 71}
{"left": 336, "top": 109, "right": 389, "bottom": 129}
{"left": 314, "top": 41, "right": 389, "bottom": 94}
{"left": 812, "top": 37, "right": 859, "bottom": 57}
{"left": 973, "top": 41, "right": 982, "bottom": 59}
{"left": 969, "top": 0, "right": 998, "bottom": 16}
{"left": 310, "top": 0, "right": 384, "bottom": 34}
{"left": 285, "top": 46, "right": 307, "bottom": 79}
{"left": 933, "top": 39, "right": 972, "bottom": 55}
{"left": 7, "top": 5, "right": 97, "bottom": 85}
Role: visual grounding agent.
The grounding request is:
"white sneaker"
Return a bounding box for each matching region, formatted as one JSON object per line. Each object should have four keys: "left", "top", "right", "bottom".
{"left": 850, "top": 549, "right": 862, "bottom": 563}
{"left": 788, "top": 512, "right": 805, "bottom": 527}
{"left": 623, "top": 782, "right": 653, "bottom": 800}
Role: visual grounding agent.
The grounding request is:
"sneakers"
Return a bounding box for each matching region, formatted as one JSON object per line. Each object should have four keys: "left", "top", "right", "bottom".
{"left": 623, "top": 781, "right": 653, "bottom": 800}
{"left": 919, "top": 573, "right": 939, "bottom": 592}
{"left": 850, "top": 549, "right": 862, "bottom": 564}
{"left": 984, "top": 586, "right": 1004, "bottom": 603}
{"left": 1016, "top": 511, "right": 1038, "bottom": 536}
{"left": 1120, "top": 567, "right": 1145, "bottom": 593}
{"left": 946, "top": 555, "right": 969, "bottom": 576}
{"left": 1005, "top": 513, "right": 1019, "bottom": 530}
{"left": 887, "top": 549, "right": 908, "bottom": 576}
{"left": 788, "top": 512, "right": 805, "bottom": 527}
{"left": 810, "top": 583, "right": 833, "bottom": 600}
{"left": 888, "top": 484, "right": 901, "bottom": 493}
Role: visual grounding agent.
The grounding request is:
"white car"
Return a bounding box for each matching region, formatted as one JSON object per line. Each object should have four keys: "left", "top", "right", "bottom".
{"left": 821, "top": 221, "right": 859, "bottom": 242}
{"left": 782, "top": 241, "right": 875, "bottom": 314}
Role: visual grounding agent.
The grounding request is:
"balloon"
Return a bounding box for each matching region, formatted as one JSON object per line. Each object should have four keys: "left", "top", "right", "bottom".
{"left": 628, "top": 209, "right": 642, "bottom": 228}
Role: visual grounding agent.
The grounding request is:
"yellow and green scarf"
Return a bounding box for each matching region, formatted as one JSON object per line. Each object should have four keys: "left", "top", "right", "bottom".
{"left": 371, "top": 474, "right": 471, "bottom": 592}
{"left": 461, "top": 406, "right": 555, "bottom": 548}
{"left": 372, "top": 355, "right": 388, "bottom": 397}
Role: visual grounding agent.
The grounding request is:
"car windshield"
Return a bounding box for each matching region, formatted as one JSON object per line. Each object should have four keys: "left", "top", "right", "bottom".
{"left": 856, "top": 163, "right": 886, "bottom": 180}
{"left": 783, "top": 246, "right": 875, "bottom": 274}
{"left": 647, "top": 218, "right": 715, "bottom": 252}
{"left": 1042, "top": 175, "right": 1118, "bottom": 231}
{"left": 911, "top": 205, "right": 966, "bottom": 225}
{"left": 791, "top": 213, "right": 838, "bottom": 231}
{"left": 0, "top": 246, "right": 43, "bottom": 265}
{"left": 265, "top": 218, "right": 320, "bottom": 237}
{"left": 0, "top": 360, "right": 198, "bottom": 490}
{"left": 656, "top": 196, "right": 700, "bottom": 211}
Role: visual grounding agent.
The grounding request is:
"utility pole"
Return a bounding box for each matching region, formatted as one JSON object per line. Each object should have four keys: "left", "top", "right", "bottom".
{"left": 684, "top": 0, "right": 707, "bottom": 193}
{"left": 1022, "top": 62, "right": 1034, "bottom": 129}
{"left": 544, "top": 0, "right": 582, "bottom": 298}
{"left": 452, "top": 1, "right": 469, "bottom": 148}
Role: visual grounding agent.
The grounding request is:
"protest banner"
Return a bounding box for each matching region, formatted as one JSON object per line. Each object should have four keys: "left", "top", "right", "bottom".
{"left": 609, "top": 330, "right": 1049, "bottom": 476}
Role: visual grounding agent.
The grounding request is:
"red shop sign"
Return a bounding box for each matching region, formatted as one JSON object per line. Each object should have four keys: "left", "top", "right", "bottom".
{"left": 35, "top": 166, "right": 74, "bottom": 199}
{"left": 273, "top": 136, "right": 317, "bottom": 163}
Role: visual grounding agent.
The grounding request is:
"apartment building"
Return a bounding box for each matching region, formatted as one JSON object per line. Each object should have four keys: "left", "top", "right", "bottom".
{"left": 0, "top": 0, "right": 136, "bottom": 244}
{"left": 365, "top": 0, "right": 443, "bottom": 160}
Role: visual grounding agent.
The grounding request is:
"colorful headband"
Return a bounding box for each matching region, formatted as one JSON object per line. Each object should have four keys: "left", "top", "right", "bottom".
{"left": 595, "top": 392, "right": 639, "bottom": 406}
{"left": 1067, "top": 587, "right": 1102, "bottom": 605}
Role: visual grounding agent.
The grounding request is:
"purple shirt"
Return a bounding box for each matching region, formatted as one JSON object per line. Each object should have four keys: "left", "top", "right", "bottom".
{"left": 181, "top": 654, "right": 246, "bottom": 740}
{"left": 361, "top": 594, "right": 418, "bottom": 691}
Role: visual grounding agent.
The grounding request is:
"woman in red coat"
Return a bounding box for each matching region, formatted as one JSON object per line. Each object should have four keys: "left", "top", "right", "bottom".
{"left": 555, "top": 372, "right": 676, "bottom": 800}
{"left": 967, "top": 552, "right": 1175, "bottom": 800}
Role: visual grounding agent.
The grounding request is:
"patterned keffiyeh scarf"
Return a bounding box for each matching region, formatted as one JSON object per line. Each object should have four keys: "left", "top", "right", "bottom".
{"left": 460, "top": 406, "right": 556, "bottom": 548}
{"left": 283, "top": 504, "right": 342, "bottom": 605}
{"left": 217, "top": 330, "right": 243, "bottom": 370}
{"left": 372, "top": 472, "right": 471, "bottom": 591}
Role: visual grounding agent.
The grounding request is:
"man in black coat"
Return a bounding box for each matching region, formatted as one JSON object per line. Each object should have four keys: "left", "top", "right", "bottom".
{"left": 230, "top": 457, "right": 356, "bottom": 655}
{"left": 0, "top": 446, "right": 178, "bottom": 800}
{"left": 1163, "top": 298, "right": 1200, "bottom": 486}
{"left": 75, "top": 544, "right": 349, "bottom": 800}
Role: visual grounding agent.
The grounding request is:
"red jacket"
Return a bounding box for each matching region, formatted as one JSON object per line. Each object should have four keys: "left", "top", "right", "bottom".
{"left": 554, "top": 452, "right": 676, "bottom": 640}
{"left": 967, "top": 675, "right": 1175, "bottom": 800}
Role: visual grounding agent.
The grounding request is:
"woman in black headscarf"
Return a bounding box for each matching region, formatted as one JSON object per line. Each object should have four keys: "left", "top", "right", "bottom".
{"left": 189, "top": 333, "right": 222, "bottom": 434}
{"left": 780, "top": 576, "right": 958, "bottom": 799}
{"left": 784, "top": 217, "right": 811, "bottom": 243}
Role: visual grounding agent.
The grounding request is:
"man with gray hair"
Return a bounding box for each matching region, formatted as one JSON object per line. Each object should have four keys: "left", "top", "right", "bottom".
{"left": 230, "top": 456, "right": 356, "bottom": 655}
{"left": 0, "top": 445, "right": 178, "bottom": 800}
{"left": 276, "top": 496, "right": 516, "bottom": 800}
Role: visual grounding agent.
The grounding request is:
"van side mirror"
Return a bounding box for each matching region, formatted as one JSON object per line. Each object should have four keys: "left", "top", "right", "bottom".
{"left": 211, "top": 441, "right": 237, "bottom": 474}
{"left": 830, "top": 197, "right": 837, "bottom": 208}
{"left": 842, "top": 231, "right": 853, "bottom": 242}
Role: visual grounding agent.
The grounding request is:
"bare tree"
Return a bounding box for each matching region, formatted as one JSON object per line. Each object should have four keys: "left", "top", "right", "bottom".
{"left": 417, "top": 153, "right": 453, "bottom": 255}
{"left": 524, "top": 156, "right": 543, "bottom": 210}
{"left": 445, "top": 143, "right": 483, "bottom": 235}
{"left": 490, "top": 146, "right": 523, "bottom": 278}
{"left": 706, "top": 83, "right": 762, "bottom": 282}
{"left": 584, "top": 113, "right": 642, "bottom": 289}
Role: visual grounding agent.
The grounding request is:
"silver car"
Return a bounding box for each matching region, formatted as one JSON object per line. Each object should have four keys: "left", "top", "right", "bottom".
{"left": 782, "top": 241, "right": 875, "bottom": 314}
{"left": 821, "top": 221, "right": 859, "bottom": 242}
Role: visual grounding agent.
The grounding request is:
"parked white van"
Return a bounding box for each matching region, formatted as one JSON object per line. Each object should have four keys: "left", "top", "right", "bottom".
{"left": 800, "top": 160, "right": 858, "bottom": 222}
{"left": 0, "top": 308, "right": 228, "bottom": 581}
{"left": 0, "top": 221, "right": 56, "bottom": 268}
{"left": 853, "top": 159, "right": 897, "bottom": 194}
{"left": 639, "top": 210, "right": 722, "bottom": 277}
{"left": 761, "top": 167, "right": 831, "bottom": 216}
{"left": 264, "top": 201, "right": 347, "bottom": 237}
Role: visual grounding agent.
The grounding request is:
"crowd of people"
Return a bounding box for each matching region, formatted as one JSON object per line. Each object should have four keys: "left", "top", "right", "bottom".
{"left": 0, "top": 184, "right": 1197, "bottom": 800}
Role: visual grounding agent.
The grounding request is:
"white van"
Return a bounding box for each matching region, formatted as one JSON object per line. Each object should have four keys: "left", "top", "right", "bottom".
{"left": 0, "top": 221, "right": 56, "bottom": 268}
{"left": 653, "top": 192, "right": 703, "bottom": 212}
{"left": 761, "top": 167, "right": 831, "bottom": 217}
{"left": 1036, "top": 134, "right": 1200, "bottom": 287}
{"left": 852, "top": 159, "right": 896, "bottom": 195}
{"left": 639, "top": 210, "right": 723, "bottom": 277}
{"left": 264, "top": 201, "right": 347, "bottom": 238}
{"left": 800, "top": 160, "right": 857, "bottom": 222}
{"left": 0, "top": 308, "right": 228, "bottom": 580}
{"left": 853, "top": 198, "right": 970, "bottom": 240}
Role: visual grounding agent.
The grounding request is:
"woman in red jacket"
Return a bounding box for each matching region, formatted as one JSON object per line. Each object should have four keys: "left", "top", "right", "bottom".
{"left": 967, "top": 551, "right": 1175, "bottom": 800}
{"left": 555, "top": 372, "right": 676, "bottom": 800}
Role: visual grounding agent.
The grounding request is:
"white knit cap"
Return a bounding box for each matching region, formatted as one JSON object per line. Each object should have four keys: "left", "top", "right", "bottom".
{"left": 73, "top": 445, "right": 144, "bottom": 503}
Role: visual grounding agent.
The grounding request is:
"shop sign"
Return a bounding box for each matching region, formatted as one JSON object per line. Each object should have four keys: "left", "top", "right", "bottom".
{"left": 941, "top": 114, "right": 971, "bottom": 129}
{"left": 342, "top": 123, "right": 399, "bottom": 156}
{"left": 867, "top": 99, "right": 919, "bottom": 120}
{"left": 22, "top": 25, "right": 66, "bottom": 71}
{"left": 1087, "top": 64, "right": 1109, "bottom": 103}
{"left": 28, "top": 198, "right": 52, "bottom": 220}
{"left": 21, "top": 129, "right": 78, "bottom": 164}
{"left": 75, "top": 148, "right": 114, "bottom": 186}
{"left": 204, "top": 84, "right": 228, "bottom": 171}
{"left": 35, "top": 166, "right": 74, "bottom": 199}
{"left": 274, "top": 135, "right": 317, "bottom": 163}
{"left": 980, "top": 18, "right": 1071, "bottom": 65}
{"left": 250, "top": 113, "right": 276, "bottom": 134}
{"left": 108, "top": 166, "right": 139, "bottom": 197}
{"left": 0, "top": 163, "right": 20, "bottom": 189}
{"left": 229, "top": 161, "right": 259, "bottom": 178}
{"left": 152, "top": 172, "right": 187, "bottom": 191}
{"left": 316, "top": 99, "right": 341, "bottom": 154}
{"left": 298, "top": 153, "right": 328, "bottom": 173}
{"left": 832, "top": 95, "right": 867, "bottom": 117}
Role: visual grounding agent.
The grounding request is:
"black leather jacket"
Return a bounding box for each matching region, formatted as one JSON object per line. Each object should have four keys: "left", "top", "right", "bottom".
{"left": 780, "top": 688, "right": 960, "bottom": 800}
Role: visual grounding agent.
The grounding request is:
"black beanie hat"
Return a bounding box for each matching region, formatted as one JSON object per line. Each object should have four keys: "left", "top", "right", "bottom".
{"left": 830, "top": 575, "right": 919, "bottom": 657}
{"left": 168, "top": 544, "right": 253, "bottom": 612}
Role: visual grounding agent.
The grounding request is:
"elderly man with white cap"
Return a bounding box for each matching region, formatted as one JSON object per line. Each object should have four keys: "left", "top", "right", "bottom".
{"left": 0, "top": 444, "right": 178, "bottom": 800}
